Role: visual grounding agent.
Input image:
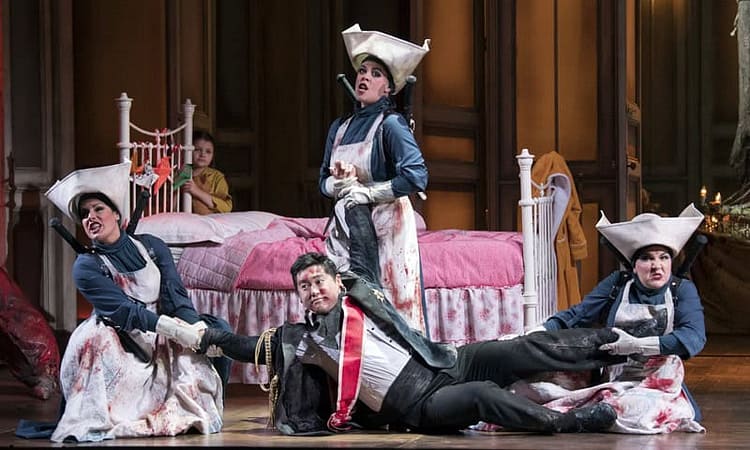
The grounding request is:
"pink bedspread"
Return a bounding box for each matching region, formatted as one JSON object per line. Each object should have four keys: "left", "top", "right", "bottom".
{"left": 178, "top": 218, "right": 524, "bottom": 292}
{"left": 418, "top": 230, "right": 523, "bottom": 288}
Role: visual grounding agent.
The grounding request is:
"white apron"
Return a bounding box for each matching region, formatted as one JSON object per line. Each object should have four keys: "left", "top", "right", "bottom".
{"left": 325, "top": 113, "right": 426, "bottom": 333}
{"left": 52, "top": 237, "right": 223, "bottom": 443}
{"left": 508, "top": 279, "right": 705, "bottom": 434}
{"left": 604, "top": 279, "right": 675, "bottom": 381}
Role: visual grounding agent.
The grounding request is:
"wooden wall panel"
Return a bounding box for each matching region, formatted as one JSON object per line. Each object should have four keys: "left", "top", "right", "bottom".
{"left": 421, "top": 135, "right": 474, "bottom": 162}
{"left": 171, "top": 0, "right": 213, "bottom": 131}
{"left": 579, "top": 202, "right": 601, "bottom": 297}
{"left": 73, "top": 0, "right": 167, "bottom": 168}
{"left": 423, "top": 0, "right": 474, "bottom": 107}
{"left": 71, "top": 0, "right": 167, "bottom": 319}
{"left": 516, "top": 0, "right": 555, "bottom": 157}
{"left": 420, "top": 0, "right": 481, "bottom": 230}
{"left": 558, "top": 0, "right": 598, "bottom": 161}
{"left": 422, "top": 190, "right": 474, "bottom": 230}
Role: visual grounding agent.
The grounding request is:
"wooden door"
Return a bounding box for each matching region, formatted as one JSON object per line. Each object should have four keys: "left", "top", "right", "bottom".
{"left": 625, "top": 0, "right": 643, "bottom": 220}
{"left": 512, "top": 0, "right": 638, "bottom": 292}
{"left": 415, "top": 0, "right": 486, "bottom": 231}
{"left": 169, "top": 0, "right": 262, "bottom": 213}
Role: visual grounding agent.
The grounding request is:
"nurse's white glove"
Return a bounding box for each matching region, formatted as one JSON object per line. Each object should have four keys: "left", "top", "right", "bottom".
{"left": 340, "top": 181, "right": 395, "bottom": 208}
{"left": 598, "top": 327, "right": 661, "bottom": 356}
{"left": 525, "top": 324, "right": 548, "bottom": 335}
{"left": 323, "top": 176, "right": 361, "bottom": 199}
{"left": 155, "top": 316, "right": 207, "bottom": 350}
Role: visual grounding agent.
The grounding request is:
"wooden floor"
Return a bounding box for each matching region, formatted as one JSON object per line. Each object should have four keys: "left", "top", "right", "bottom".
{"left": 1, "top": 334, "right": 749, "bottom": 449}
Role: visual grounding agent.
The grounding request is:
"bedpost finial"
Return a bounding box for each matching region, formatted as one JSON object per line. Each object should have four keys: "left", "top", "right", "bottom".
{"left": 183, "top": 99, "right": 196, "bottom": 116}
{"left": 516, "top": 148, "right": 535, "bottom": 167}
{"left": 116, "top": 93, "right": 133, "bottom": 109}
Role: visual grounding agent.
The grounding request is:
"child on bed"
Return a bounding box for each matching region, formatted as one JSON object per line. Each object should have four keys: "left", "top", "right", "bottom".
{"left": 181, "top": 130, "right": 233, "bottom": 215}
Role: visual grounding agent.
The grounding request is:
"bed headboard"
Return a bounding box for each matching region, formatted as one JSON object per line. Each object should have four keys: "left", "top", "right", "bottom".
{"left": 115, "top": 92, "right": 196, "bottom": 216}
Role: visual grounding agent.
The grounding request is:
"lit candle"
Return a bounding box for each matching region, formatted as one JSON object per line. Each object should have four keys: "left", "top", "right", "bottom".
{"left": 713, "top": 192, "right": 722, "bottom": 205}
{"left": 700, "top": 186, "right": 707, "bottom": 203}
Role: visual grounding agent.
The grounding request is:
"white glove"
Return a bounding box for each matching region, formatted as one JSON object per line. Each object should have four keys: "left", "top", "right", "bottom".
{"left": 324, "top": 176, "right": 361, "bottom": 198}
{"left": 155, "top": 316, "right": 207, "bottom": 350}
{"left": 598, "top": 327, "right": 661, "bottom": 356}
{"left": 340, "top": 181, "right": 396, "bottom": 208}
{"left": 525, "top": 324, "right": 547, "bottom": 335}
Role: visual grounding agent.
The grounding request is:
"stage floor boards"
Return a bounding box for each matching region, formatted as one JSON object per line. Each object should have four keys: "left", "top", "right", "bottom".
{"left": 1, "top": 334, "right": 748, "bottom": 449}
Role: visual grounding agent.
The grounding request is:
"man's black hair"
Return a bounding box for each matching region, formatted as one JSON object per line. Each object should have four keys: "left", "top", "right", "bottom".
{"left": 290, "top": 252, "right": 339, "bottom": 288}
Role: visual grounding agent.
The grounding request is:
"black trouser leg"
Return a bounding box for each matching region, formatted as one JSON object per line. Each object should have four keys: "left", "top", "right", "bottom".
{"left": 418, "top": 380, "right": 576, "bottom": 433}
{"left": 200, "top": 328, "right": 259, "bottom": 363}
{"left": 449, "top": 328, "right": 623, "bottom": 386}
{"left": 345, "top": 204, "right": 381, "bottom": 285}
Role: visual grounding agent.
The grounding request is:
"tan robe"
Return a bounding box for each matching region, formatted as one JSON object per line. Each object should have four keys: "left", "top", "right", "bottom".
{"left": 530, "top": 151, "right": 587, "bottom": 310}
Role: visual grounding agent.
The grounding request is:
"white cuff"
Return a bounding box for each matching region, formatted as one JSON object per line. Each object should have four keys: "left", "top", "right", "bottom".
{"left": 323, "top": 176, "right": 336, "bottom": 197}
{"left": 368, "top": 180, "right": 396, "bottom": 203}
{"left": 639, "top": 336, "right": 661, "bottom": 356}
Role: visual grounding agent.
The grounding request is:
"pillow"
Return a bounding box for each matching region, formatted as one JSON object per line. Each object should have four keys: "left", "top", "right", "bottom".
{"left": 135, "top": 212, "right": 226, "bottom": 245}
{"left": 208, "top": 211, "right": 281, "bottom": 238}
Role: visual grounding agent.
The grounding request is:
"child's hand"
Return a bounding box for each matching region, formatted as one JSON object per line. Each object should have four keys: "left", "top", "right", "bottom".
{"left": 181, "top": 179, "right": 197, "bottom": 194}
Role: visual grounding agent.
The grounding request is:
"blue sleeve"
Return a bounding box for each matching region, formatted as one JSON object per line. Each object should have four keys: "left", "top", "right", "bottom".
{"left": 73, "top": 254, "right": 159, "bottom": 332}
{"left": 318, "top": 119, "right": 344, "bottom": 198}
{"left": 659, "top": 335, "right": 689, "bottom": 357}
{"left": 136, "top": 234, "right": 201, "bottom": 324}
{"left": 545, "top": 271, "right": 622, "bottom": 329}
{"left": 660, "top": 279, "right": 706, "bottom": 358}
{"left": 380, "top": 114, "right": 428, "bottom": 197}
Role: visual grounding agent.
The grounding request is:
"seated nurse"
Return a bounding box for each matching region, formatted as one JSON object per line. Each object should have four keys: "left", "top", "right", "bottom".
{"left": 44, "top": 161, "right": 231, "bottom": 443}
{"left": 532, "top": 204, "right": 707, "bottom": 434}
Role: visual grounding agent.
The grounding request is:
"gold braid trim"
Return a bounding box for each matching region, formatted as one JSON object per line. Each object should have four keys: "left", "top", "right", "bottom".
{"left": 254, "top": 327, "right": 278, "bottom": 428}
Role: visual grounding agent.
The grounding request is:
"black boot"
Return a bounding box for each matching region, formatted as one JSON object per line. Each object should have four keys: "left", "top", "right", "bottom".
{"left": 562, "top": 402, "right": 617, "bottom": 432}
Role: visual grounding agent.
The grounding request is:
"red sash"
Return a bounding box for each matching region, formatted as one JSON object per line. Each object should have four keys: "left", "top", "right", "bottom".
{"left": 327, "top": 295, "right": 365, "bottom": 432}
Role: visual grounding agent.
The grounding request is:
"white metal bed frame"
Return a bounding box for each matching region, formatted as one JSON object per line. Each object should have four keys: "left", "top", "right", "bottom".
{"left": 116, "top": 92, "right": 196, "bottom": 216}
{"left": 517, "top": 148, "right": 557, "bottom": 329}
{"left": 116, "top": 93, "right": 558, "bottom": 329}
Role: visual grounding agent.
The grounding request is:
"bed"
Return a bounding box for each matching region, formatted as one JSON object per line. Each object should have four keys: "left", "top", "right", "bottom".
{"left": 117, "top": 93, "right": 561, "bottom": 384}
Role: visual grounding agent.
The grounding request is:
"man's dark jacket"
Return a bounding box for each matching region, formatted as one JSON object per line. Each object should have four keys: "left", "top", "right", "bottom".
{"left": 269, "top": 276, "right": 456, "bottom": 435}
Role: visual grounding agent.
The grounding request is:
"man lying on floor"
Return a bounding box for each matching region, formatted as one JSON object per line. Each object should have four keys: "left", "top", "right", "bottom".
{"left": 197, "top": 204, "right": 626, "bottom": 435}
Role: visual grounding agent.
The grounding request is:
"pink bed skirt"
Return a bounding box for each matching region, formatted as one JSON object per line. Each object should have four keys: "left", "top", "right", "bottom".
{"left": 190, "top": 284, "right": 524, "bottom": 385}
